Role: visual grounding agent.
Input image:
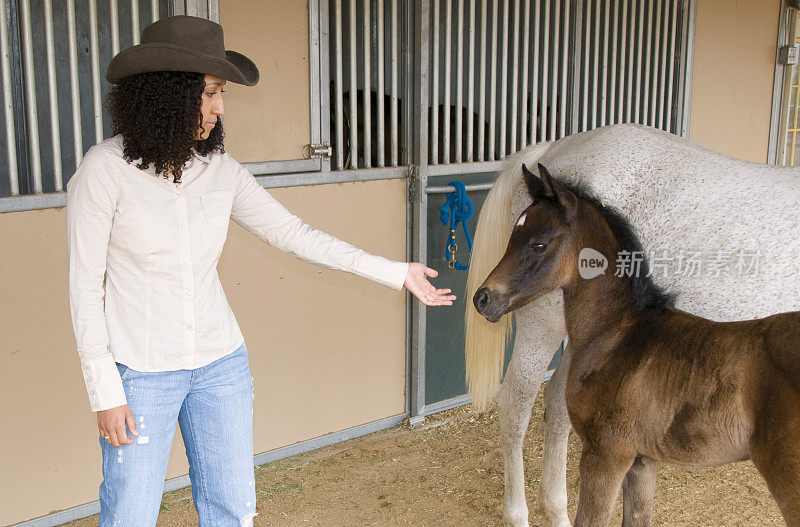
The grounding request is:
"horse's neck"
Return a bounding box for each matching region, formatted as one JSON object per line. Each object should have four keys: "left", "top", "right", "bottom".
{"left": 562, "top": 274, "right": 637, "bottom": 354}
{"left": 562, "top": 202, "right": 638, "bottom": 353}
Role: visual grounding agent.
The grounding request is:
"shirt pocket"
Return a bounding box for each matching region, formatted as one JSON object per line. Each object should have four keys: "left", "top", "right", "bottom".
{"left": 200, "top": 189, "right": 233, "bottom": 229}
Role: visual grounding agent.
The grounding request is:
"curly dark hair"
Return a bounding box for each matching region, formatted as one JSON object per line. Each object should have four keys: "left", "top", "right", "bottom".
{"left": 107, "top": 71, "right": 224, "bottom": 184}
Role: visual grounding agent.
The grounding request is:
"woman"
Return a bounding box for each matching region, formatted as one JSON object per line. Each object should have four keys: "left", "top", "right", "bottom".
{"left": 66, "top": 15, "right": 455, "bottom": 526}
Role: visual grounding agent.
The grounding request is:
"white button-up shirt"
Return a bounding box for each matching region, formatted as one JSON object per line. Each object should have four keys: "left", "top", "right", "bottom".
{"left": 66, "top": 136, "right": 408, "bottom": 412}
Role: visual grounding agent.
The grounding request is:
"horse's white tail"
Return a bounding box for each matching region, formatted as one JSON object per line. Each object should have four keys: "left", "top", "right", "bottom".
{"left": 465, "top": 142, "right": 552, "bottom": 409}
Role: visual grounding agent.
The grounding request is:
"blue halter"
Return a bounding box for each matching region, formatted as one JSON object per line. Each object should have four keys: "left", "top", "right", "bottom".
{"left": 438, "top": 180, "right": 474, "bottom": 271}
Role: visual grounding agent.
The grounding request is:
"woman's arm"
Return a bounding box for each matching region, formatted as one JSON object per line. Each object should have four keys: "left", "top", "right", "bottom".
{"left": 229, "top": 160, "right": 455, "bottom": 305}
{"left": 66, "top": 150, "right": 138, "bottom": 445}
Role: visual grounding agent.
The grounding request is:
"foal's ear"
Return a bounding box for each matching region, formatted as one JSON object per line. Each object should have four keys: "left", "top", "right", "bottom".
{"left": 522, "top": 163, "right": 553, "bottom": 200}
{"left": 537, "top": 163, "right": 578, "bottom": 215}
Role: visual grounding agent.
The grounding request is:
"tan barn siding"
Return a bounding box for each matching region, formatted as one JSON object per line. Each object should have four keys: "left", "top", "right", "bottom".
{"left": 0, "top": 179, "right": 407, "bottom": 525}
{"left": 221, "top": 0, "right": 313, "bottom": 162}
{"left": 689, "top": 0, "right": 781, "bottom": 162}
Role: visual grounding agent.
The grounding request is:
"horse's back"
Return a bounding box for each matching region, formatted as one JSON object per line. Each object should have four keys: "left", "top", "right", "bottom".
{"left": 504, "top": 125, "right": 800, "bottom": 321}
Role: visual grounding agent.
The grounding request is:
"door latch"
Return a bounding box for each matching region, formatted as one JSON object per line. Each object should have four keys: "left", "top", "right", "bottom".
{"left": 307, "top": 142, "right": 334, "bottom": 160}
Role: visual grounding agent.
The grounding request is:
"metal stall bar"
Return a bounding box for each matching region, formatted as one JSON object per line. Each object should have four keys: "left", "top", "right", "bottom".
{"left": 391, "top": 0, "right": 399, "bottom": 165}
{"left": 600, "top": 0, "right": 609, "bottom": 127}
{"left": 456, "top": 0, "right": 464, "bottom": 162}
{"left": 510, "top": 0, "right": 520, "bottom": 153}
{"left": 110, "top": 0, "right": 120, "bottom": 56}
{"left": 591, "top": 0, "right": 599, "bottom": 128}
{"left": 348, "top": 0, "right": 358, "bottom": 168}
{"left": 659, "top": 0, "right": 675, "bottom": 132}
{"left": 520, "top": 0, "right": 530, "bottom": 147}
{"left": 665, "top": 0, "right": 677, "bottom": 131}
{"left": 634, "top": 0, "right": 643, "bottom": 123}
{"left": 650, "top": 0, "right": 662, "bottom": 128}
{"left": 617, "top": 0, "right": 627, "bottom": 123}
{"left": 131, "top": 0, "right": 140, "bottom": 43}
{"left": 377, "top": 0, "right": 385, "bottom": 167}
{"left": 558, "top": 0, "right": 569, "bottom": 137}
{"left": 443, "top": 0, "right": 452, "bottom": 163}
{"left": 0, "top": 0, "right": 18, "bottom": 195}
{"left": 467, "top": 0, "right": 476, "bottom": 160}
{"left": 152, "top": 0, "right": 159, "bottom": 22}
{"left": 582, "top": 0, "right": 590, "bottom": 131}
{"left": 625, "top": 0, "right": 635, "bottom": 122}
{"left": 478, "top": 0, "right": 487, "bottom": 160}
{"left": 44, "top": 0, "right": 62, "bottom": 191}
{"left": 609, "top": 0, "right": 619, "bottom": 126}
{"left": 20, "top": 0, "right": 42, "bottom": 193}
{"left": 540, "top": 0, "right": 549, "bottom": 140}
{"left": 530, "top": 0, "right": 539, "bottom": 142}
{"left": 499, "top": 0, "right": 509, "bottom": 157}
{"left": 678, "top": 0, "right": 696, "bottom": 138}
{"left": 425, "top": 181, "right": 495, "bottom": 193}
{"left": 642, "top": 0, "right": 653, "bottom": 125}
{"left": 89, "top": 0, "right": 104, "bottom": 145}
{"left": 334, "top": 0, "right": 344, "bottom": 170}
{"left": 67, "top": 0, "right": 83, "bottom": 166}
{"left": 431, "top": 0, "right": 440, "bottom": 163}
{"left": 363, "top": 0, "right": 371, "bottom": 167}
{"left": 411, "top": 0, "right": 431, "bottom": 425}
{"left": 550, "top": 0, "right": 559, "bottom": 140}
{"left": 488, "top": 0, "right": 498, "bottom": 159}
{"left": 657, "top": 0, "right": 671, "bottom": 130}
{"left": 570, "top": 0, "right": 583, "bottom": 135}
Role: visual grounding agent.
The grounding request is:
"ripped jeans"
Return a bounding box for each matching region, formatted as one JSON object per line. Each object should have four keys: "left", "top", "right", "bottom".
{"left": 98, "top": 342, "right": 257, "bottom": 527}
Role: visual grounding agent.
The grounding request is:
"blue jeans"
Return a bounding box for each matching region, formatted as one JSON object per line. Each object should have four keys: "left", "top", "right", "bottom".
{"left": 98, "top": 342, "right": 256, "bottom": 526}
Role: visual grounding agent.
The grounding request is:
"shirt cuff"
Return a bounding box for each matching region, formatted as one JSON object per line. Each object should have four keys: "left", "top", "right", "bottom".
{"left": 80, "top": 354, "right": 128, "bottom": 412}
{"left": 354, "top": 255, "right": 409, "bottom": 291}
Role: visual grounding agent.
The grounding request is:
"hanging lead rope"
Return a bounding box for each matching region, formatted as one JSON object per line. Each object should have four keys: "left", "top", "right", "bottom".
{"left": 438, "top": 180, "right": 474, "bottom": 270}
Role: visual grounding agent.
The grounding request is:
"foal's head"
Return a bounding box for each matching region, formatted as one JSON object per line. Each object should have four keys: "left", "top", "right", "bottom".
{"left": 473, "top": 163, "right": 673, "bottom": 323}
{"left": 473, "top": 163, "right": 583, "bottom": 322}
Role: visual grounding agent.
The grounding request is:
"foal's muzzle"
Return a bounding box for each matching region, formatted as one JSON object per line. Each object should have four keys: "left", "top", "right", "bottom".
{"left": 473, "top": 287, "right": 508, "bottom": 323}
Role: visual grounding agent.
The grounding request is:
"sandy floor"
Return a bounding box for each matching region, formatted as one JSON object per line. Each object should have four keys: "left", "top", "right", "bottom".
{"left": 65, "top": 388, "right": 783, "bottom": 526}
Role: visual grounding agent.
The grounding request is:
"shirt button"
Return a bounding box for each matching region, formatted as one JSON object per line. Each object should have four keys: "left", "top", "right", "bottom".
{"left": 185, "top": 290, "right": 193, "bottom": 297}
{"left": 186, "top": 325, "right": 193, "bottom": 331}
{"left": 181, "top": 222, "right": 188, "bottom": 228}
{"left": 183, "top": 257, "right": 190, "bottom": 263}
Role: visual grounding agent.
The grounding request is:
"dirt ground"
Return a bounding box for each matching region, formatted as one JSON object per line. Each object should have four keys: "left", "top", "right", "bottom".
{"left": 65, "top": 387, "right": 783, "bottom": 526}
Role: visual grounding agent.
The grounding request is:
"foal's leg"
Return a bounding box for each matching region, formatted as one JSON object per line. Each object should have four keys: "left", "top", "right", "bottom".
{"left": 498, "top": 293, "right": 567, "bottom": 527}
{"left": 574, "top": 445, "right": 635, "bottom": 527}
{"left": 750, "top": 405, "right": 800, "bottom": 526}
{"left": 539, "top": 340, "right": 573, "bottom": 527}
{"left": 621, "top": 455, "right": 657, "bottom": 527}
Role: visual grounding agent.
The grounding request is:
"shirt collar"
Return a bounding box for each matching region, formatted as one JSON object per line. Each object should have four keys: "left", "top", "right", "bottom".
{"left": 192, "top": 149, "right": 213, "bottom": 164}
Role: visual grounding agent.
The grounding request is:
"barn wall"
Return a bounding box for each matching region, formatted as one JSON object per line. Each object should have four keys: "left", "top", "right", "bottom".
{"left": 689, "top": 0, "right": 781, "bottom": 162}
{"left": 0, "top": 179, "right": 407, "bottom": 525}
{"left": 0, "top": 0, "right": 409, "bottom": 523}
{"left": 221, "top": 0, "right": 312, "bottom": 162}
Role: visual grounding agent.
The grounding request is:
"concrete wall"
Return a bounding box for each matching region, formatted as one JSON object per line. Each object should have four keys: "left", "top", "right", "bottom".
{"left": 689, "top": 0, "right": 781, "bottom": 162}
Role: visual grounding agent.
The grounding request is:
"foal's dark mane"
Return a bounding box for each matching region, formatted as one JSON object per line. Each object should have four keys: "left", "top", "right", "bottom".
{"left": 558, "top": 180, "right": 676, "bottom": 315}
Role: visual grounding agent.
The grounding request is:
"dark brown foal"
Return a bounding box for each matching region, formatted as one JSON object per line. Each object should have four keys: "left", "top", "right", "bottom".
{"left": 473, "top": 163, "right": 800, "bottom": 526}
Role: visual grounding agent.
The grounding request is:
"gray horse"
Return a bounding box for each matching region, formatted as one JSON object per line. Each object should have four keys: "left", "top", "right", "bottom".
{"left": 464, "top": 124, "right": 800, "bottom": 526}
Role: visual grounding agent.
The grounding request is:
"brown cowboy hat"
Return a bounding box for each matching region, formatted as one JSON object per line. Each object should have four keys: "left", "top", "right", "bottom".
{"left": 106, "top": 15, "right": 259, "bottom": 85}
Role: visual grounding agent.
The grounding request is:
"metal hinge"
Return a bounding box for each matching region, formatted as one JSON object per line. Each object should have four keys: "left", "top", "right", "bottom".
{"left": 407, "top": 165, "right": 418, "bottom": 203}
{"left": 307, "top": 142, "right": 333, "bottom": 160}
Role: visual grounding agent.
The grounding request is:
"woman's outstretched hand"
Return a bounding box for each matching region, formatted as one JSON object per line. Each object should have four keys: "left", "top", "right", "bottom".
{"left": 404, "top": 263, "right": 457, "bottom": 306}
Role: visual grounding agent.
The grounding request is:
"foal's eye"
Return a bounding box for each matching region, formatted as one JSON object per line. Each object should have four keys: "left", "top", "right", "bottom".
{"left": 532, "top": 243, "right": 547, "bottom": 253}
